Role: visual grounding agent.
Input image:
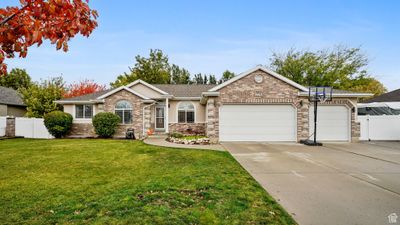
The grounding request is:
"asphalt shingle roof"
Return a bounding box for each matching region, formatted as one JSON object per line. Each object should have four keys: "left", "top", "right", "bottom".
{"left": 60, "top": 89, "right": 113, "bottom": 101}
{"left": 363, "top": 88, "right": 400, "bottom": 103}
{"left": 60, "top": 84, "right": 216, "bottom": 101}
{"left": 153, "top": 84, "right": 216, "bottom": 97}
{"left": 59, "top": 83, "right": 367, "bottom": 102}
{"left": 0, "top": 86, "right": 25, "bottom": 106}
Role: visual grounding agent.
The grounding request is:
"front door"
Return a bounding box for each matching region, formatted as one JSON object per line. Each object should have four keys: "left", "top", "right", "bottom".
{"left": 155, "top": 106, "right": 165, "bottom": 130}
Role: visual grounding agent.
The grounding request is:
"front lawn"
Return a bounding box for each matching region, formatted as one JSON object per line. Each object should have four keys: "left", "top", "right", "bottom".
{"left": 0, "top": 139, "right": 295, "bottom": 224}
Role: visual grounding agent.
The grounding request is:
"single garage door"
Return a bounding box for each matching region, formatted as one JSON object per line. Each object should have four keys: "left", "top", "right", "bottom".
{"left": 309, "top": 105, "right": 350, "bottom": 141}
{"left": 219, "top": 105, "right": 296, "bottom": 142}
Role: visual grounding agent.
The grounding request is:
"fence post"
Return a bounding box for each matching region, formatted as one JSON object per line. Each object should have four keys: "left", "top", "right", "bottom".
{"left": 5, "top": 116, "right": 16, "bottom": 137}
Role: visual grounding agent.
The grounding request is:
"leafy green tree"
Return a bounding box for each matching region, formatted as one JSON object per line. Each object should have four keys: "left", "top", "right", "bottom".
{"left": 209, "top": 75, "right": 217, "bottom": 84}
{"left": 192, "top": 73, "right": 204, "bottom": 84}
{"left": 203, "top": 75, "right": 208, "bottom": 84}
{"left": 347, "top": 75, "right": 387, "bottom": 96}
{"left": 111, "top": 49, "right": 171, "bottom": 87}
{"left": 20, "top": 77, "right": 65, "bottom": 118}
{"left": 219, "top": 70, "right": 235, "bottom": 84}
{"left": 171, "top": 64, "right": 191, "bottom": 84}
{"left": 269, "top": 46, "right": 386, "bottom": 95}
{"left": 0, "top": 68, "right": 31, "bottom": 90}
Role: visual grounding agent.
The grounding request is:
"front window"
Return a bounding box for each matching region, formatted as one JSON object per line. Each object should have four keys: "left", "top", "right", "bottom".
{"left": 115, "top": 100, "right": 133, "bottom": 124}
{"left": 178, "top": 102, "right": 195, "bottom": 123}
{"left": 75, "top": 104, "right": 93, "bottom": 119}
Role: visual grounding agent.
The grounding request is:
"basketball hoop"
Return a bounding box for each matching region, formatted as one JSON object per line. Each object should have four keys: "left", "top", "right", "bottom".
{"left": 317, "top": 95, "right": 328, "bottom": 104}
{"left": 301, "top": 86, "right": 333, "bottom": 146}
{"left": 309, "top": 86, "right": 333, "bottom": 103}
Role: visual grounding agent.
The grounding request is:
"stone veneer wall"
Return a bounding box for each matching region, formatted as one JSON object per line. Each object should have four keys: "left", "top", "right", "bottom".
{"left": 103, "top": 89, "right": 144, "bottom": 138}
{"left": 68, "top": 89, "right": 149, "bottom": 139}
{"left": 169, "top": 123, "right": 206, "bottom": 135}
{"left": 69, "top": 123, "right": 96, "bottom": 137}
{"left": 5, "top": 117, "right": 15, "bottom": 137}
{"left": 206, "top": 69, "right": 360, "bottom": 142}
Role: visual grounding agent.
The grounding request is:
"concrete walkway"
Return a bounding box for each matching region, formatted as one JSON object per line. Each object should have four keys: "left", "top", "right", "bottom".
{"left": 143, "top": 135, "right": 225, "bottom": 151}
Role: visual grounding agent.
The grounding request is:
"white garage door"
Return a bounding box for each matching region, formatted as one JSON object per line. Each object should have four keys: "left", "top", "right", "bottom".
{"left": 219, "top": 105, "right": 296, "bottom": 142}
{"left": 309, "top": 105, "right": 350, "bottom": 141}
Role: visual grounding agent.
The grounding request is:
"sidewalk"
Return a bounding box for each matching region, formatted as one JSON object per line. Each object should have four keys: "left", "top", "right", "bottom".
{"left": 143, "top": 135, "right": 225, "bottom": 151}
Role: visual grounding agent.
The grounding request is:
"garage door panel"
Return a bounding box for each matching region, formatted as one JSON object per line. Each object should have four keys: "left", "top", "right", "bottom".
{"left": 219, "top": 105, "right": 296, "bottom": 142}
{"left": 309, "top": 106, "right": 349, "bottom": 141}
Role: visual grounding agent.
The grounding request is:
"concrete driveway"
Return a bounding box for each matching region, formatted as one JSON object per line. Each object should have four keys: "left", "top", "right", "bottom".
{"left": 222, "top": 141, "right": 400, "bottom": 225}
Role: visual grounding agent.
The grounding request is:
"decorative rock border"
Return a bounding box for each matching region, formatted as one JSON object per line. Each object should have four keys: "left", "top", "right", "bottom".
{"left": 166, "top": 136, "right": 210, "bottom": 145}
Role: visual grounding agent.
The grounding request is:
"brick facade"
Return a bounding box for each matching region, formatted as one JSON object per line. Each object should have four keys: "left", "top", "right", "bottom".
{"left": 103, "top": 89, "right": 144, "bottom": 138}
{"left": 206, "top": 69, "right": 360, "bottom": 142}
{"left": 68, "top": 89, "right": 149, "bottom": 139}
{"left": 65, "top": 68, "right": 360, "bottom": 142}
{"left": 169, "top": 123, "right": 206, "bottom": 135}
{"left": 69, "top": 123, "right": 96, "bottom": 137}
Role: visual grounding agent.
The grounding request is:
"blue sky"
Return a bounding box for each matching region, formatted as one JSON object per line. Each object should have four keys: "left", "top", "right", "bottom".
{"left": 1, "top": 1, "right": 399, "bottom": 90}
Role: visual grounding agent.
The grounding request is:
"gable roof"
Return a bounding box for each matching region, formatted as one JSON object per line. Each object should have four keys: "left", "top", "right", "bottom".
{"left": 57, "top": 86, "right": 150, "bottom": 104}
{"left": 154, "top": 84, "right": 216, "bottom": 97}
{"left": 0, "top": 86, "right": 25, "bottom": 106}
{"left": 208, "top": 65, "right": 309, "bottom": 92}
{"left": 127, "top": 79, "right": 169, "bottom": 95}
{"left": 363, "top": 88, "right": 400, "bottom": 103}
{"left": 96, "top": 86, "right": 150, "bottom": 100}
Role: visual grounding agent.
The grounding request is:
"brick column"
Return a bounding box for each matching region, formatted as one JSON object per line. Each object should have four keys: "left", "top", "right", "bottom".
{"left": 143, "top": 104, "right": 152, "bottom": 137}
{"left": 297, "top": 99, "right": 310, "bottom": 141}
{"left": 351, "top": 109, "right": 360, "bottom": 142}
{"left": 206, "top": 98, "right": 218, "bottom": 143}
{"left": 5, "top": 116, "right": 15, "bottom": 137}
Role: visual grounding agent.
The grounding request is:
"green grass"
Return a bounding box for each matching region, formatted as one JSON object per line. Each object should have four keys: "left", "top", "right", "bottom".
{"left": 0, "top": 139, "right": 295, "bottom": 225}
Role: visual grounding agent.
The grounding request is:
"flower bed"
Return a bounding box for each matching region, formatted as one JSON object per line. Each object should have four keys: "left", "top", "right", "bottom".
{"left": 166, "top": 133, "right": 210, "bottom": 145}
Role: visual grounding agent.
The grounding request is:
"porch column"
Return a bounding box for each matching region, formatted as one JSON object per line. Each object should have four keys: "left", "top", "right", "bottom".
{"left": 165, "top": 97, "right": 169, "bottom": 133}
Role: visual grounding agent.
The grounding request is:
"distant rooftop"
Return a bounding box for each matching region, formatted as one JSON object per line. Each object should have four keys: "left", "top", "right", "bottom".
{"left": 0, "top": 86, "right": 25, "bottom": 106}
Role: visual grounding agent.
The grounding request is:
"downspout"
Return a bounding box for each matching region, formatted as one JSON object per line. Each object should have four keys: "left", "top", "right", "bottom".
{"left": 142, "top": 102, "right": 156, "bottom": 137}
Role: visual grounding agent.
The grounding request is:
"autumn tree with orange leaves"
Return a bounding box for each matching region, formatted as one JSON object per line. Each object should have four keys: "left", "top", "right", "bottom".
{"left": 0, "top": 0, "right": 98, "bottom": 75}
{"left": 64, "top": 79, "right": 106, "bottom": 98}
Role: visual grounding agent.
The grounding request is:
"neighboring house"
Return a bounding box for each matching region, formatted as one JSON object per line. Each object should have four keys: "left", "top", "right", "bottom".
{"left": 0, "top": 86, "right": 27, "bottom": 117}
{"left": 358, "top": 88, "right": 400, "bottom": 115}
{"left": 55, "top": 66, "right": 371, "bottom": 142}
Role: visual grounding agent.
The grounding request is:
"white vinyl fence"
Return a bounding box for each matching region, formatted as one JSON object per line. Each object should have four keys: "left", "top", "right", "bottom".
{"left": 0, "top": 117, "right": 6, "bottom": 136}
{"left": 358, "top": 115, "right": 400, "bottom": 141}
{"left": 15, "top": 117, "right": 54, "bottom": 139}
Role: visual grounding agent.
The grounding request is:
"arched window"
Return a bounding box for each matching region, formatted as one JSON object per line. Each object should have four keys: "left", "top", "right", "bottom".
{"left": 178, "top": 102, "right": 195, "bottom": 123}
{"left": 115, "top": 100, "right": 133, "bottom": 124}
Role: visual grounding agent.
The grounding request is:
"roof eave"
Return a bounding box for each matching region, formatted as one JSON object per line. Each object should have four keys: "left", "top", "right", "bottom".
{"left": 202, "top": 91, "right": 220, "bottom": 97}
{"left": 298, "top": 92, "right": 374, "bottom": 98}
{"left": 55, "top": 99, "right": 105, "bottom": 104}
{"left": 172, "top": 97, "right": 201, "bottom": 100}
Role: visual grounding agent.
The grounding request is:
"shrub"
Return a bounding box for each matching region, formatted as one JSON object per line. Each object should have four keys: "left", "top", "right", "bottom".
{"left": 169, "top": 132, "right": 184, "bottom": 138}
{"left": 44, "top": 111, "right": 73, "bottom": 138}
{"left": 92, "top": 112, "right": 120, "bottom": 138}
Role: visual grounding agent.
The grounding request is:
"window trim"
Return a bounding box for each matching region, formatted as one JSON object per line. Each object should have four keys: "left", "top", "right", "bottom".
{"left": 74, "top": 104, "right": 93, "bottom": 119}
{"left": 114, "top": 100, "right": 133, "bottom": 125}
{"left": 177, "top": 101, "right": 196, "bottom": 123}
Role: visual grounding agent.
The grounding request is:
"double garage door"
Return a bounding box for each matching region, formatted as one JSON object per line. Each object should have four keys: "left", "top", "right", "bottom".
{"left": 219, "top": 105, "right": 297, "bottom": 142}
{"left": 219, "top": 104, "right": 350, "bottom": 142}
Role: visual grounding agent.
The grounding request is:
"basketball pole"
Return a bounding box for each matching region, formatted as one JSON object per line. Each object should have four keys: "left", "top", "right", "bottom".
{"left": 314, "top": 100, "right": 318, "bottom": 144}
